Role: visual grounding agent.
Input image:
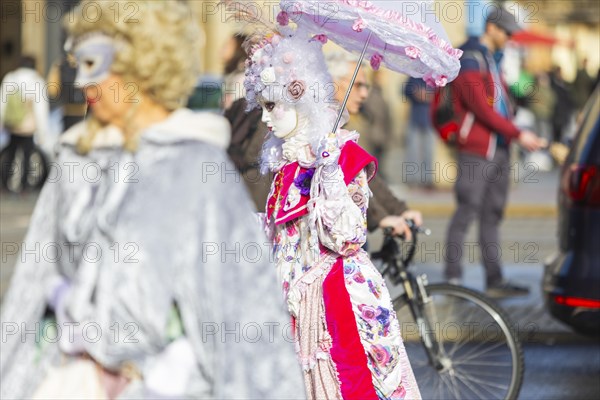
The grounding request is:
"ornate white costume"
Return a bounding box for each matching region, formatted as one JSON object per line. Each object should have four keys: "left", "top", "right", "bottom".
{"left": 245, "top": 26, "right": 421, "bottom": 400}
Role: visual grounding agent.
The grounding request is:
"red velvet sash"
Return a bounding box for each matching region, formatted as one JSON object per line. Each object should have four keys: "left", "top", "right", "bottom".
{"left": 323, "top": 258, "right": 379, "bottom": 399}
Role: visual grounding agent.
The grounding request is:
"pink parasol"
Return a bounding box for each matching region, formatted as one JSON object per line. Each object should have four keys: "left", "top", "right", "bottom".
{"left": 278, "top": 0, "right": 463, "bottom": 130}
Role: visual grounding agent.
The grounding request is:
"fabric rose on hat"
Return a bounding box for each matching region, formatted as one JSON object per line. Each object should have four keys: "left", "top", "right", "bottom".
{"left": 287, "top": 80, "right": 306, "bottom": 101}
{"left": 260, "top": 67, "right": 277, "bottom": 84}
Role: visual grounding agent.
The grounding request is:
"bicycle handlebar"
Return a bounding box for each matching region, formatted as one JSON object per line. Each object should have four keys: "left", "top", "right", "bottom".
{"left": 376, "top": 220, "right": 431, "bottom": 270}
{"left": 382, "top": 221, "right": 431, "bottom": 238}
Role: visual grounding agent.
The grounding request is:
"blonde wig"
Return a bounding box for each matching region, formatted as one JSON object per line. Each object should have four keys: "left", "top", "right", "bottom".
{"left": 65, "top": 0, "right": 201, "bottom": 153}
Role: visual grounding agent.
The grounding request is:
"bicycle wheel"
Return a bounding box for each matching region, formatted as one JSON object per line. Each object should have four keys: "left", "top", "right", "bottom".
{"left": 394, "top": 284, "right": 524, "bottom": 400}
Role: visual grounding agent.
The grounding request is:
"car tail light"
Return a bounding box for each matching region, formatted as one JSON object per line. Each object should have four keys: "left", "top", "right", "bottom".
{"left": 563, "top": 164, "right": 600, "bottom": 207}
{"left": 554, "top": 295, "right": 600, "bottom": 308}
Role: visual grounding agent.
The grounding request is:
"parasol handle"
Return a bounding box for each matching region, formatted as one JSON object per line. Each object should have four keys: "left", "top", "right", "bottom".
{"left": 332, "top": 31, "right": 373, "bottom": 133}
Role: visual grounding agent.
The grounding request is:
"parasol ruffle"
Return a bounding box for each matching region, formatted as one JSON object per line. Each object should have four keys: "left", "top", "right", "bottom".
{"left": 281, "top": 0, "right": 463, "bottom": 86}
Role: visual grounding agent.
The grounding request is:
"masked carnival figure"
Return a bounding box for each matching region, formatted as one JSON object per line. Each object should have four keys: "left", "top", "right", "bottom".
{"left": 0, "top": 1, "right": 304, "bottom": 399}
{"left": 245, "top": 23, "right": 422, "bottom": 400}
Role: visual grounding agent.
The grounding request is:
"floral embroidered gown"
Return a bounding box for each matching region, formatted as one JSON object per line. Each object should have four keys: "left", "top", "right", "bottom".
{"left": 265, "top": 138, "right": 421, "bottom": 400}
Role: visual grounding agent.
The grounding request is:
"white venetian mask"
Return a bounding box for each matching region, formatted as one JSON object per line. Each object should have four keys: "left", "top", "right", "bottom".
{"left": 67, "top": 32, "right": 118, "bottom": 87}
{"left": 261, "top": 101, "right": 298, "bottom": 139}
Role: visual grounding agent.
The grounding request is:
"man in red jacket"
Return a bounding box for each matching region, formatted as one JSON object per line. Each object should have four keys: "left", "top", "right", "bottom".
{"left": 445, "top": 9, "right": 546, "bottom": 297}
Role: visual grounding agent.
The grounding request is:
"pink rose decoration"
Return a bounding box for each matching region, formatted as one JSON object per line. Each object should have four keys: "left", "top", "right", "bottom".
{"left": 277, "top": 11, "right": 289, "bottom": 26}
{"left": 312, "top": 34, "right": 328, "bottom": 44}
{"left": 371, "top": 344, "right": 392, "bottom": 367}
{"left": 282, "top": 52, "right": 295, "bottom": 64}
{"left": 344, "top": 263, "right": 357, "bottom": 275}
{"left": 351, "top": 190, "right": 367, "bottom": 208}
{"left": 391, "top": 385, "right": 407, "bottom": 399}
{"left": 370, "top": 53, "right": 383, "bottom": 70}
{"left": 405, "top": 46, "right": 421, "bottom": 60}
{"left": 359, "top": 304, "right": 380, "bottom": 322}
{"left": 436, "top": 75, "right": 448, "bottom": 87}
{"left": 352, "top": 18, "right": 366, "bottom": 32}
{"left": 287, "top": 80, "right": 306, "bottom": 101}
{"left": 423, "top": 74, "right": 436, "bottom": 87}
{"left": 353, "top": 271, "right": 366, "bottom": 284}
{"left": 423, "top": 73, "right": 448, "bottom": 88}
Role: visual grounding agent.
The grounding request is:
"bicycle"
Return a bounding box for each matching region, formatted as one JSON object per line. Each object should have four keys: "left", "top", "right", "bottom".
{"left": 372, "top": 223, "right": 524, "bottom": 400}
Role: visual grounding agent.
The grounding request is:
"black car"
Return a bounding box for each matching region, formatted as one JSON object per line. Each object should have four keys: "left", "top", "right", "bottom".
{"left": 543, "top": 86, "right": 600, "bottom": 337}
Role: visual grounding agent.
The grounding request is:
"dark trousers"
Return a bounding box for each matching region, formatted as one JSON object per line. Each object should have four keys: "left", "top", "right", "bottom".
{"left": 1, "top": 133, "right": 36, "bottom": 191}
{"left": 445, "top": 148, "right": 510, "bottom": 287}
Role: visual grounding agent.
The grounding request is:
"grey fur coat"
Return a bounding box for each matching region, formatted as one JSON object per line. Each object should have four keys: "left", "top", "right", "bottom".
{"left": 0, "top": 109, "right": 304, "bottom": 399}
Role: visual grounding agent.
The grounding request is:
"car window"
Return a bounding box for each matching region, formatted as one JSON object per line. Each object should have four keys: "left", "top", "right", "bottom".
{"left": 570, "top": 87, "right": 600, "bottom": 164}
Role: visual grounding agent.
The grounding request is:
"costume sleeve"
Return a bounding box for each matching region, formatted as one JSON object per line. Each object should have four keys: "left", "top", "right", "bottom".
{"left": 366, "top": 175, "right": 409, "bottom": 232}
{"left": 315, "top": 167, "right": 370, "bottom": 255}
{"left": 0, "top": 180, "right": 61, "bottom": 398}
{"left": 454, "top": 69, "right": 521, "bottom": 140}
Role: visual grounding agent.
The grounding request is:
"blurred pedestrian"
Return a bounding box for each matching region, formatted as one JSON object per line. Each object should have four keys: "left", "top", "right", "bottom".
{"left": 550, "top": 66, "right": 574, "bottom": 143}
{"left": 530, "top": 72, "right": 556, "bottom": 143}
{"left": 443, "top": 9, "right": 546, "bottom": 297}
{"left": 0, "top": 55, "right": 49, "bottom": 192}
{"left": 572, "top": 58, "right": 595, "bottom": 112}
{"left": 404, "top": 76, "right": 435, "bottom": 189}
{"left": 325, "top": 51, "right": 371, "bottom": 148}
{"left": 326, "top": 50, "right": 423, "bottom": 238}
{"left": 361, "top": 69, "right": 392, "bottom": 163}
{"left": 0, "top": 1, "right": 303, "bottom": 398}
{"left": 47, "top": 52, "right": 87, "bottom": 131}
{"left": 221, "top": 34, "right": 248, "bottom": 111}
{"left": 222, "top": 33, "right": 271, "bottom": 210}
